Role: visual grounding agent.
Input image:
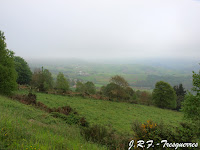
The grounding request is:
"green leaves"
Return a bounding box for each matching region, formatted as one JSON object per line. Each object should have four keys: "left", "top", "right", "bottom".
{"left": 192, "top": 70, "right": 200, "bottom": 93}
{"left": 76, "top": 81, "right": 96, "bottom": 94}
{"left": 14, "top": 56, "right": 32, "bottom": 85}
{"left": 56, "top": 72, "right": 69, "bottom": 92}
{"left": 31, "top": 68, "right": 53, "bottom": 92}
{"left": 182, "top": 69, "right": 200, "bottom": 135}
{"left": 152, "top": 81, "right": 176, "bottom": 109}
{"left": 0, "top": 31, "right": 17, "bottom": 95}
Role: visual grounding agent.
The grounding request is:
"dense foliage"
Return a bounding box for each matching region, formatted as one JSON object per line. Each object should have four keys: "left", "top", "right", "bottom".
{"left": 31, "top": 67, "right": 53, "bottom": 92}
{"left": 76, "top": 81, "right": 96, "bottom": 94}
{"left": 182, "top": 70, "right": 200, "bottom": 135}
{"left": 132, "top": 120, "right": 198, "bottom": 150}
{"left": 110, "top": 75, "right": 128, "bottom": 88}
{"left": 14, "top": 56, "right": 32, "bottom": 85}
{"left": 173, "top": 84, "right": 186, "bottom": 111}
{"left": 101, "top": 75, "right": 132, "bottom": 101}
{"left": 152, "top": 81, "right": 177, "bottom": 109}
{"left": 0, "top": 31, "right": 17, "bottom": 95}
{"left": 56, "top": 72, "right": 69, "bottom": 93}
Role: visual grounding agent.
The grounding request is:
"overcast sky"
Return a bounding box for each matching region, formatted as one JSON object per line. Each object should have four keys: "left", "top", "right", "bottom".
{"left": 0, "top": 0, "right": 200, "bottom": 60}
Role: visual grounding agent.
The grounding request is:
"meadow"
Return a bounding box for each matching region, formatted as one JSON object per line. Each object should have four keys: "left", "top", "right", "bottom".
{"left": 0, "top": 95, "right": 107, "bottom": 150}
{"left": 17, "top": 90, "right": 184, "bottom": 135}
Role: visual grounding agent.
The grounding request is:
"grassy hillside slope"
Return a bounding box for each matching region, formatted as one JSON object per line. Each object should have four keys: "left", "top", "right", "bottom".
{"left": 17, "top": 91, "right": 184, "bottom": 135}
{"left": 0, "top": 95, "right": 107, "bottom": 150}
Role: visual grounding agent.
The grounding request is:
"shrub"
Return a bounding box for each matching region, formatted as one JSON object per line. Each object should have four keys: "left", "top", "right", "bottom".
{"left": 81, "top": 124, "right": 132, "bottom": 150}
{"left": 132, "top": 120, "right": 171, "bottom": 149}
{"left": 174, "top": 122, "right": 198, "bottom": 143}
{"left": 65, "top": 113, "right": 80, "bottom": 125}
{"left": 132, "top": 120, "right": 198, "bottom": 150}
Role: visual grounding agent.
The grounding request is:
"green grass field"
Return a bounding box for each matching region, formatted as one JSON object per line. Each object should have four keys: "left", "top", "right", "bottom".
{"left": 1, "top": 91, "right": 188, "bottom": 149}
{"left": 0, "top": 95, "right": 107, "bottom": 150}
{"left": 17, "top": 91, "right": 184, "bottom": 135}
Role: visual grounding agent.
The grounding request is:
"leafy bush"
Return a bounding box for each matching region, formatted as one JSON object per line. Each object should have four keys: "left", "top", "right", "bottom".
{"left": 65, "top": 113, "right": 80, "bottom": 125}
{"left": 132, "top": 120, "right": 198, "bottom": 150}
{"left": 81, "top": 124, "right": 131, "bottom": 150}
{"left": 174, "top": 122, "right": 198, "bottom": 143}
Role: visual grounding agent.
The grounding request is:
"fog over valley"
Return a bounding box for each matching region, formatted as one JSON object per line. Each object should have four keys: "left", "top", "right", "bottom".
{"left": 1, "top": 0, "right": 200, "bottom": 61}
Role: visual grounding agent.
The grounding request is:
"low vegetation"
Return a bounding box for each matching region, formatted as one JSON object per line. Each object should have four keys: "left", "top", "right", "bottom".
{"left": 0, "top": 95, "right": 106, "bottom": 150}
{"left": 16, "top": 90, "right": 184, "bottom": 134}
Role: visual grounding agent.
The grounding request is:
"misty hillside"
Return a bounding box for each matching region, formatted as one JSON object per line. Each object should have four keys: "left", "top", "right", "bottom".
{"left": 27, "top": 58, "right": 197, "bottom": 90}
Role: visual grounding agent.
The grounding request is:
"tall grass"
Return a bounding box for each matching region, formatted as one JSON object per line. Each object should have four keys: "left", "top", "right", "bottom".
{"left": 0, "top": 95, "right": 107, "bottom": 150}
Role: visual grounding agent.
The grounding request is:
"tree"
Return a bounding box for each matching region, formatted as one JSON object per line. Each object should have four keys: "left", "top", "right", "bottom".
{"left": 152, "top": 81, "right": 176, "bottom": 109}
{"left": 103, "top": 83, "right": 127, "bottom": 100}
{"left": 31, "top": 67, "right": 53, "bottom": 92}
{"left": 14, "top": 56, "right": 32, "bottom": 85}
{"left": 103, "top": 75, "right": 132, "bottom": 101}
{"left": 173, "top": 84, "right": 186, "bottom": 96}
{"left": 192, "top": 70, "right": 200, "bottom": 93}
{"left": 140, "top": 91, "right": 152, "bottom": 106}
{"left": 75, "top": 81, "right": 85, "bottom": 93}
{"left": 75, "top": 81, "right": 96, "bottom": 94}
{"left": 182, "top": 70, "right": 200, "bottom": 133}
{"left": 110, "top": 75, "right": 128, "bottom": 88}
{"left": 56, "top": 72, "right": 69, "bottom": 93}
{"left": 173, "top": 84, "right": 186, "bottom": 111}
{"left": 0, "top": 31, "right": 17, "bottom": 95}
{"left": 43, "top": 69, "right": 53, "bottom": 91}
{"left": 85, "top": 81, "right": 96, "bottom": 94}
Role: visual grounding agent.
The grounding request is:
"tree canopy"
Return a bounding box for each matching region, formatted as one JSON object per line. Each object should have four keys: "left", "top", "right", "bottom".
{"left": 102, "top": 75, "right": 133, "bottom": 101}
{"left": 31, "top": 67, "right": 53, "bottom": 92}
{"left": 0, "top": 31, "right": 17, "bottom": 95}
{"left": 110, "top": 75, "right": 128, "bottom": 88}
{"left": 182, "top": 70, "right": 200, "bottom": 128}
{"left": 56, "top": 72, "right": 69, "bottom": 93}
{"left": 173, "top": 84, "right": 186, "bottom": 111}
{"left": 152, "top": 81, "right": 176, "bottom": 109}
{"left": 14, "top": 56, "right": 32, "bottom": 85}
{"left": 76, "top": 81, "right": 96, "bottom": 94}
{"left": 192, "top": 70, "right": 200, "bottom": 93}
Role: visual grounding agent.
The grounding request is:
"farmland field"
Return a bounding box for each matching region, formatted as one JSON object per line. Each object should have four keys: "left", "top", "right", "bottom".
{"left": 28, "top": 59, "right": 195, "bottom": 90}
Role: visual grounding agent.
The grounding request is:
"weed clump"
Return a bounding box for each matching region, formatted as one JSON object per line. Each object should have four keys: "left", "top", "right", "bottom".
{"left": 51, "top": 106, "right": 73, "bottom": 115}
